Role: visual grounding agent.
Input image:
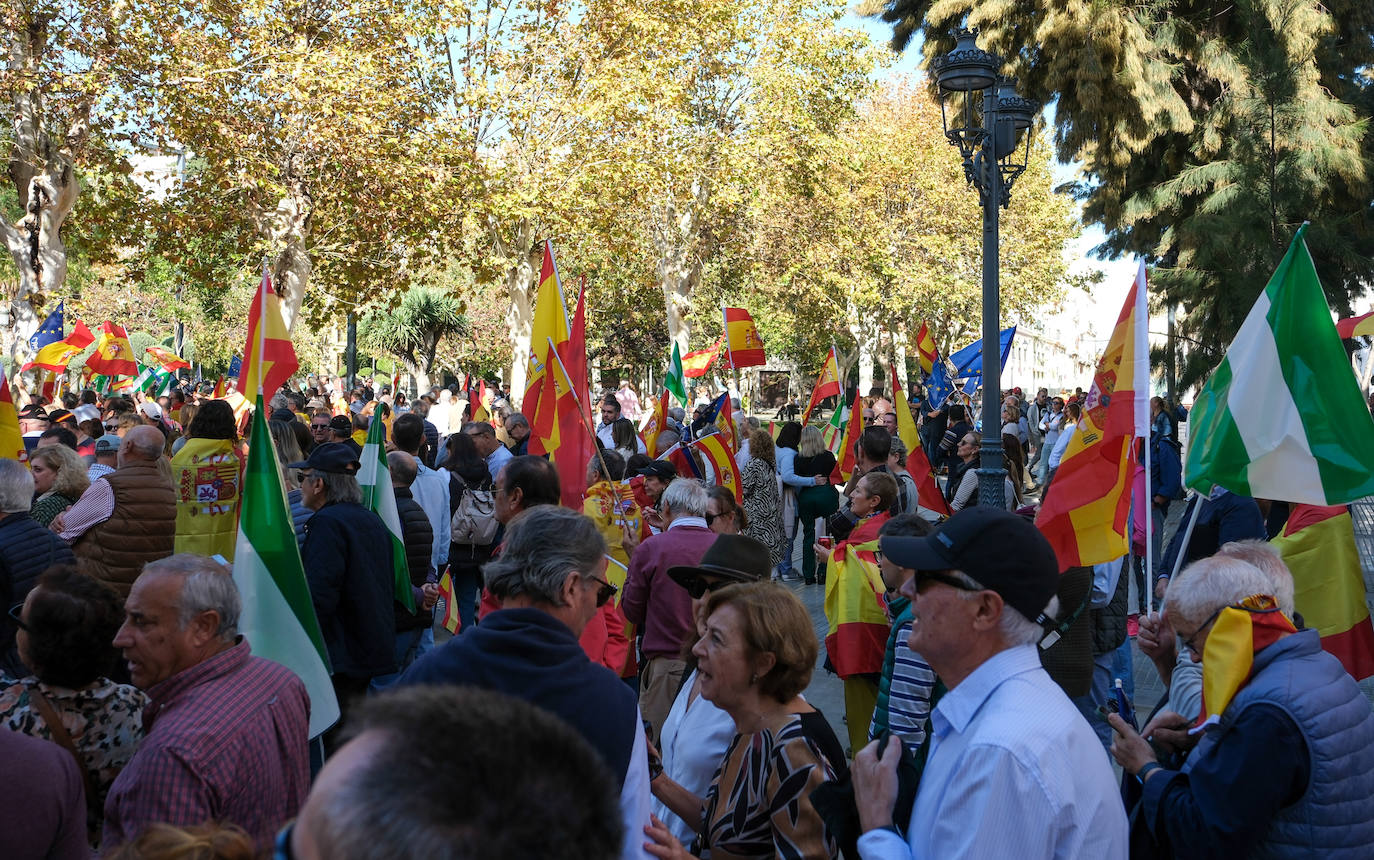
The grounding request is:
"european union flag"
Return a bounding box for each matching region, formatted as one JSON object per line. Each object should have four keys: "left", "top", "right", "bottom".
{"left": 28, "top": 301, "right": 64, "bottom": 352}
{"left": 948, "top": 325, "right": 1017, "bottom": 380}
{"left": 926, "top": 361, "right": 955, "bottom": 409}
{"left": 227, "top": 354, "right": 243, "bottom": 379}
{"left": 698, "top": 390, "right": 731, "bottom": 429}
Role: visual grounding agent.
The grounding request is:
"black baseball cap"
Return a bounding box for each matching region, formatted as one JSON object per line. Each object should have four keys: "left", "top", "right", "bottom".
{"left": 328, "top": 415, "right": 352, "bottom": 434}
{"left": 880, "top": 506, "right": 1059, "bottom": 622}
{"left": 287, "top": 442, "right": 360, "bottom": 475}
{"left": 18, "top": 404, "right": 47, "bottom": 419}
{"left": 636, "top": 461, "right": 677, "bottom": 482}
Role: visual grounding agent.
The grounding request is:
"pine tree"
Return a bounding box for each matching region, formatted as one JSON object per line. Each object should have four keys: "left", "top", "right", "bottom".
{"left": 861, "top": 0, "right": 1374, "bottom": 389}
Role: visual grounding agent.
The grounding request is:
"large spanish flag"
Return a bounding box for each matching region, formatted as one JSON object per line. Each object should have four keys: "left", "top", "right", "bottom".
{"left": 914, "top": 321, "right": 938, "bottom": 375}
{"left": 546, "top": 283, "right": 596, "bottom": 510}
{"left": 523, "top": 242, "right": 570, "bottom": 456}
{"left": 22, "top": 319, "right": 94, "bottom": 373}
{"left": 823, "top": 528, "right": 891, "bottom": 679}
{"left": 801, "top": 346, "right": 841, "bottom": 424}
{"left": 722, "top": 307, "right": 766, "bottom": 368}
{"left": 890, "top": 364, "right": 951, "bottom": 516}
{"left": 682, "top": 339, "right": 721, "bottom": 378}
{"left": 1035, "top": 262, "right": 1150, "bottom": 570}
{"left": 236, "top": 269, "right": 299, "bottom": 397}
{"left": 693, "top": 433, "right": 742, "bottom": 503}
{"left": 85, "top": 321, "right": 140, "bottom": 378}
{"left": 1271, "top": 504, "right": 1374, "bottom": 680}
{"left": 0, "top": 365, "right": 22, "bottom": 461}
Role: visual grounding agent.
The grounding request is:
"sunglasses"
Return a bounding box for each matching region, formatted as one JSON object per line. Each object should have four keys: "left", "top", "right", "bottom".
{"left": 678, "top": 575, "right": 733, "bottom": 600}
{"left": 586, "top": 574, "right": 618, "bottom": 607}
{"left": 7, "top": 602, "right": 27, "bottom": 631}
{"left": 914, "top": 571, "right": 984, "bottom": 593}
{"left": 310, "top": 423, "right": 330, "bottom": 431}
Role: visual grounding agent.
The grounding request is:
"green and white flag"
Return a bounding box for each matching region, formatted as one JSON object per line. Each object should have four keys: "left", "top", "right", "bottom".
{"left": 358, "top": 415, "right": 415, "bottom": 612}
{"left": 1186, "top": 223, "right": 1374, "bottom": 504}
{"left": 822, "top": 389, "right": 847, "bottom": 454}
{"left": 132, "top": 363, "right": 158, "bottom": 392}
{"left": 665, "top": 342, "right": 688, "bottom": 407}
{"left": 231, "top": 395, "right": 339, "bottom": 739}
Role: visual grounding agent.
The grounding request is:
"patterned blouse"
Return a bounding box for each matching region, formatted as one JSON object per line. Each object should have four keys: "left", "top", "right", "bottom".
{"left": 30, "top": 491, "right": 77, "bottom": 528}
{"left": 695, "top": 712, "right": 838, "bottom": 859}
{"left": 741, "top": 458, "right": 785, "bottom": 567}
{"left": 0, "top": 676, "right": 148, "bottom": 845}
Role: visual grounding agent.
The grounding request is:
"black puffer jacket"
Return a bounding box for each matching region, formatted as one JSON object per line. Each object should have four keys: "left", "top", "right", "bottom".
{"left": 302, "top": 501, "right": 398, "bottom": 680}
{"left": 1091, "top": 557, "right": 1131, "bottom": 656}
{"left": 0, "top": 512, "right": 76, "bottom": 676}
{"left": 394, "top": 486, "right": 435, "bottom": 632}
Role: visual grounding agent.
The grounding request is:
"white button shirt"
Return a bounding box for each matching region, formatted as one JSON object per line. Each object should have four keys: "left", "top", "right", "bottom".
{"left": 858, "top": 645, "right": 1128, "bottom": 860}
{"left": 651, "top": 671, "right": 737, "bottom": 845}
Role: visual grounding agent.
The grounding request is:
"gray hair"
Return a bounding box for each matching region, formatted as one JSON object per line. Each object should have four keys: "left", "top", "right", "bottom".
{"left": 463, "top": 421, "right": 495, "bottom": 438}
{"left": 506, "top": 413, "right": 529, "bottom": 430}
{"left": 951, "top": 570, "right": 1060, "bottom": 647}
{"left": 798, "top": 425, "right": 826, "bottom": 458}
{"left": 668, "top": 407, "right": 685, "bottom": 422}
{"left": 484, "top": 507, "right": 606, "bottom": 605}
{"left": 123, "top": 425, "right": 165, "bottom": 461}
{"left": 661, "top": 477, "right": 708, "bottom": 518}
{"left": 889, "top": 436, "right": 908, "bottom": 467}
{"left": 1216, "top": 540, "right": 1295, "bottom": 616}
{"left": 0, "top": 459, "right": 34, "bottom": 513}
{"left": 270, "top": 393, "right": 290, "bottom": 411}
{"left": 1166, "top": 555, "right": 1277, "bottom": 629}
{"left": 144, "top": 554, "right": 241, "bottom": 641}
{"left": 320, "top": 471, "right": 363, "bottom": 505}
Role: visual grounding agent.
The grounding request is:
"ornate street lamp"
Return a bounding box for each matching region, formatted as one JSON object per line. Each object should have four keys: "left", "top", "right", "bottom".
{"left": 934, "top": 29, "right": 1039, "bottom": 509}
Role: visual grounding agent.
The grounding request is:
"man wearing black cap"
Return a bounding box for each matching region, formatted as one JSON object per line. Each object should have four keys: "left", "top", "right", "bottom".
{"left": 291, "top": 442, "right": 397, "bottom": 746}
{"left": 851, "top": 507, "right": 1127, "bottom": 859}
{"left": 327, "top": 414, "right": 361, "bottom": 456}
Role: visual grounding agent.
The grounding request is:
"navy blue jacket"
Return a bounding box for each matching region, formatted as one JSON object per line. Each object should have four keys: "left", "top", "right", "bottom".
{"left": 0, "top": 513, "right": 75, "bottom": 676}
{"left": 302, "top": 500, "right": 397, "bottom": 680}
{"left": 1161, "top": 490, "right": 1265, "bottom": 577}
{"left": 398, "top": 607, "right": 638, "bottom": 788}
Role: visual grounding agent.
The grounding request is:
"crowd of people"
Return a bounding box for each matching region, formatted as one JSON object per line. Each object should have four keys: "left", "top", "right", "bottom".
{"left": 2, "top": 371, "right": 1372, "bottom": 860}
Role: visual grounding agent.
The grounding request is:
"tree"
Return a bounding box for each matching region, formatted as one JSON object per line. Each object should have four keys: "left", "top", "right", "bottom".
{"left": 357, "top": 286, "right": 467, "bottom": 394}
{"left": 862, "top": 0, "right": 1374, "bottom": 390}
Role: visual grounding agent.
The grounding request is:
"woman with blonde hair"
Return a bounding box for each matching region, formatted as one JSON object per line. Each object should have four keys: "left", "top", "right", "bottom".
{"left": 794, "top": 426, "right": 837, "bottom": 585}
{"left": 268, "top": 420, "right": 313, "bottom": 547}
{"left": 29, "top": 444, "right": 90, "bottom": 527}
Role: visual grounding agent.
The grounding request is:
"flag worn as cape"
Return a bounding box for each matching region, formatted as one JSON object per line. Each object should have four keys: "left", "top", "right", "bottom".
{"left": 232, "top": 394, "right": 338, "bottom": 739}
{"left": 802, "top": 346, "right": 842, "bottom": 424}
{"left": 722, "top": 307, "right": 766, "bottom": 368}
{"left": 1196, "top": 595, "right": 1297, "bottom": 730}
{"left": 85, "top": 322, "right": 140, "bottom": 378}
{"left": 1035, "top": 262, "right": 1149, "bottom": 571}
{"left": 1271, "top": 504, "right": 1374, "bottom": 680}
{"left": 171, "top": 437, "right": 241, "bottom": 561}
{"left": 359, "top": 415, "right": 415, "bottom": 613}
{"left": 889, "top": 364, "right": 950, "bottom": 516}
{"left": 1186, "top": 225, "right": 1374, "bottom": 504}
{"left": 823, "top": 524, "right": 891, "bottom": 678}
{"left": 236, "top": 270, "right": 299, "bottom": 398}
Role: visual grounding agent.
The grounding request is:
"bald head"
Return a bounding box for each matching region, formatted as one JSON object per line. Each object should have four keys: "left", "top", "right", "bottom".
{"left": 121, "top": 425, "right": 165, "bottom": 466}
{"left": 387, "top": 451, "right": 418, "bottom": 488}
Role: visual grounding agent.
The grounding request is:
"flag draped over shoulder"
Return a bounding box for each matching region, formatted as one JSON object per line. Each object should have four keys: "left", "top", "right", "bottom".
{"left": 823, "top": 538, "right": 889, "bottom": 678}
{"left": 802, "top": 347, "right": 842, "bottom": 424}
{"left": 358, "top": 416, "right": 415, "bottom": 613}
{"left": 694, "top": 434, "right": 742, "bottom": 503}
{"left": 890, "top": 364, "right": 950, "bottom": 516}
{"left": 236, "top": 270, "right": 299, "bottom": 398}
{"left": 830, "top": 390, "right": 863, "bottom": 483}
{"left": 914, "top": 322, "right": 938, "bottom": 375}
{"left": 1336, "top": 311, "right": 1374, "bottom": 340}
{"left": 1036, "top": 262, "right": 1149, "bottom": 571}
{"left": 722, "top": 307, "right": 766, "bottom": 368}
{"left": 1186, "top": 225, "right": 1374, "bottom": 504}
{"left": 171, "top": 438, "right": 241, "bottom": 561}
{"left": 682, "top": 339, "right": 722, "bottom": 378}
{"left": 665, "top": 343, "right": 688, "bottom": 407}
{"left": 1271, "top": 504, "right": 1374, "bottom": 680}
{"left": 22, "top": 319, "right": 94, "bottom": 374}
{"left": 232, "top": 395, "right": 338, "bottom": 739}
{"left": 0, "top": 365, "right": 23, "bottom": 461}
{"left": 85, "top": 322, "right": 140, "bottom": 378}
{"left": 522, "top": 242, "right": 570, "bottom": 454}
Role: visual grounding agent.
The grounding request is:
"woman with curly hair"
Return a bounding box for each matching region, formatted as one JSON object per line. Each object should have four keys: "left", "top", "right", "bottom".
{"left": 0, "top": 566, "right": 147, "bottom": 845}
{"left": 29, "top": 444, "right": 90, "bottom": 527}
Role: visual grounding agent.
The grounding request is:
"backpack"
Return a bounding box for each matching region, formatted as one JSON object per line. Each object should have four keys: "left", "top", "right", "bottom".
{"left": 451, "top": 484, "right": 499, "bottom": 546}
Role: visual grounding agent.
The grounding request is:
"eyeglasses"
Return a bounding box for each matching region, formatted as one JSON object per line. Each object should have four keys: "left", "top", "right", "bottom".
{"left": 585, "top": 574, "right": 618, "bottom": 607}
{"left": 1180, "top": 605, "right": 1225, "bottom": 658}
{"left": 913, "top": 571, "right": 984, "bottom": 593}
{"left": 7, "top": 602, "right": 27, "bottom": 631}
{"left": 678, "top": 575, "right": 733, "bottom": 600}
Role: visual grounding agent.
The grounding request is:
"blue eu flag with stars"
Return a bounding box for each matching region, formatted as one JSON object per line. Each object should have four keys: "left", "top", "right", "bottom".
{"left": 28, "top": 301, "right": 64, "bottom": 352}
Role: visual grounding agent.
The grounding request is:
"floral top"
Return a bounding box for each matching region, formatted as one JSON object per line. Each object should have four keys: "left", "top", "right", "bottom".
{"left": 0, "top": 676, "right": 148, "bottom": 845}
{"left": 695, "top": 712, "right": 838, "bottom": 859}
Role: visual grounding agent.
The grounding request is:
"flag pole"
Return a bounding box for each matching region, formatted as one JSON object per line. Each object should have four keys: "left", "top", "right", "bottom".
{"left": 548, "top": 338, "right": 631, "bottom": 544}
{"left": 258, "top": 260, "right": 269, "bottom": 400}
{"left": 1145, "top": 434, "right": 1153, "bottom": 616}
{"left": 1166, "top": 491, "right": 1206, "bottom": 589}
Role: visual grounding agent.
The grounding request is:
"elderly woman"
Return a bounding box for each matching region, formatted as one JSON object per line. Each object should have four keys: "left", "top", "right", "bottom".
{"left": 740, "top": 428, "right": 786, "bottom": 573}
{"left": 0, "top": 566, "right": 147, "bottom": 844}
{"left": 947, "top": 431, "right": 1019, "bottom": 512}
{"left": 29, "top": 444, "right": 90, "bottom": 527}
{"left": 645, "top": 580, "right": 844, "bottom": 860}
{"left": 1110, "top": 554, "right": 1374, "bottom": 858}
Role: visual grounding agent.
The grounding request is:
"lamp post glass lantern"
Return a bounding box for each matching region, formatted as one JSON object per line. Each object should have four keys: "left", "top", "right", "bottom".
{"left": 934, "top": 29, "right": 1039, "bottom": 510}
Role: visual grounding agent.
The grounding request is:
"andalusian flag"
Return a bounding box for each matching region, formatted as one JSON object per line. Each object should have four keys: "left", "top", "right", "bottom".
{"left": 1336, "top": 311, "right": 1374, "bottom": 340}
{"left": 890, "top": 364, "right": 950, "bottom": 516}
{"left": 1036, "top": 262, "right": 1149, "bottom": 570}
{"left": 822, "top": 389, "right": 848, "bottom": 455}
{"left": 359, "top": 414, "right": 416, "bottom": 613}
{"left": 85, "top": 321, "right": 139, "bottom": 377}
{"left": 801, "top": 346, "right": 842, "bottom": 424}
{"left": 232, "top": 395, "right": 338, "bottom": 738}
{"left": 722, "top": 307, "right": 766, "bottom": 368}
{"left": 436, "top": 569, "right": 462, "bottom": 634}
{"left": 22, "top": 319, "right": 93, "bottom": 374}
{"left": 693, "top": 433, "right": 742, "bottom": 504}
{"left": 830, "top": 388, "right": 864, "bottom": 483}
{"left": 1187, "top": 225, "right": 1374, "bottom": 504}
{"left": 914, "top": 321, "right": 938, "bottom": 375}
{"left": 522, "top": 241, "right": 570, "bottom": 455}
{"left": 1272, "top": 505, "right": 1374, "bottom": 680}
{"left": 236, "top": 269, "right": 299, "bottom": 399}
{"left": 682, "top": 339, "right": 722, "bottom": 378}
{"left": 0, "top": 365, "right": 23, "bottom": 461}
{"left": 665, "top": 342, "right": 688, "bottom": 407}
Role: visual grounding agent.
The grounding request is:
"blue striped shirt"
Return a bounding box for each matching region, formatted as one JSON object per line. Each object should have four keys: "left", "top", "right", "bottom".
{"left": 868, "top": 619, "right": 935, "bottom": 746}
{"left": 858, "top": 645, "right": 1128, "bottom": 859}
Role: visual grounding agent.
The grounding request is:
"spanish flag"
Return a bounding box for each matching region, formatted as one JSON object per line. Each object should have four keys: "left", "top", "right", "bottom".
{"left": 1035, "top": 262, "right": 1149, "bottom": 570}
{"left": 85, "top": 322, "right": 140, "bottom": 378}
{"left": 523, "top": 242, "right": 570, "bottom": 456}
{"left": 0, "top": 365, "right": 22, "bottom": 461}
{"left": 801, "top": 346, "right": 841, "bottom": 424}
{"left": 823, "top": 529, "right": 891, "bottom": 678}
{"left": 640, "top": 389, "right": 671, "bottom": 457}
{"left": 694, "top": 433, "right": 742, "bottom": 503}
{"left": 145, "top": 345, "right": 191, "bottom": 372}
{"left": 915, "top": 321, "right": 938, "bottom": 375}
{"left": 1336, "top": 311, "right": 1374, "bottom": 340}
{"left": 682, "top": 339, "right": 721, "bottom": 378}
{"left": 722, "top": 307, "right": 766, "bottom": 368}
{"left": 437, "top": 569, "right": 462, "bottom": 634}
{"left": 890, "top": 364, "right": 951, "bottom": 516}
{"left": 1197, "top": 595, "right": 1298, "bottom": 728}
{"left": 1271, "top": 504, "right": 1374, "bottom": 680}
{"left": 547, "top": 283, "right": 596, "bottom": 511}
{"left": 22, "top": 319, "right": 94, "bottom": 374}
{"left": 830, "top": 387, "right": 864, "bottom": 483}
{"left": 236, "top": 269, "right": 299, "bottom": 398}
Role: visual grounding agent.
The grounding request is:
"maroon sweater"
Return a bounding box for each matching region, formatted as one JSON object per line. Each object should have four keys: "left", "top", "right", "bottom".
{"left": 621, "top": 521, "right": 716, "bottom": 659}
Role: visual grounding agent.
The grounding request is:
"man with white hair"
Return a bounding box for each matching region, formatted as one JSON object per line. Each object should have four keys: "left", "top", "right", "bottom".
{"left": 103, "top": 554, "right": 310, "bottom": 853}
{"left": 0, "top": 459, "right": 74, "bottom": 676}
{"left": 852, "top": 506, "right": 1127, "bottom": 859}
